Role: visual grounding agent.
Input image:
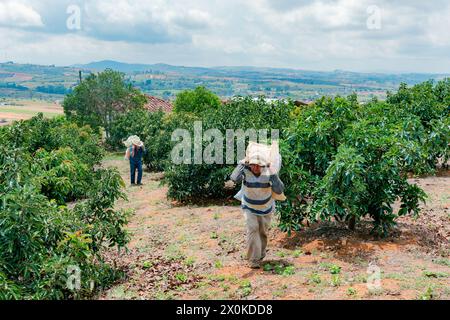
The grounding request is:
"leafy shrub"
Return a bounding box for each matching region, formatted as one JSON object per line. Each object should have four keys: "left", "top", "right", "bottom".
{"left": 109, "top": 107, "right": 200, "bottom": 171}
{"left": 144, "top": 112, "right": 199, "bottom": 171}
{"left": 0, "top": 115, "right": 129, "bottom": 299}
{"left": 387, "top": 80, "right": 448, "bottom": 128}
{"left": 164, "top": 96, "right": 295, "bottom": 201}
{"left": 30, "top": 147, "right": 91, "bottom": 204}
{"left": 2, "top": 113, "right": 104, "bottom": 167}
{"left": 279, "top": 83, "right": 448, "bottom": 236}
{"left": 107, "top": 108, "right": 164, "bottom": 149}
{"left": 174, "top": 86, "right": 221, "bottom": 114}
{"left": 1, "top": 114, "right": 105, "bottom": 204}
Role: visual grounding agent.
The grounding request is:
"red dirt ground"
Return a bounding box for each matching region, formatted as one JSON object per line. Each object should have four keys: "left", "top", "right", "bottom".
{"left": 100, "top": 159, "right": 449, "bottom": 300}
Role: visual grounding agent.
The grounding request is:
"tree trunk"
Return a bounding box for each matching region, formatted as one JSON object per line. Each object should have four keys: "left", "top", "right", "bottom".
{"left": 347, "top": 216, "right": 356, "bottom": 230}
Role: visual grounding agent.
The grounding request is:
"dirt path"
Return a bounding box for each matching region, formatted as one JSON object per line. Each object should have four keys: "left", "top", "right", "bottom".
{"left": 100, "top": 157, "right": 449, "bottom": 300}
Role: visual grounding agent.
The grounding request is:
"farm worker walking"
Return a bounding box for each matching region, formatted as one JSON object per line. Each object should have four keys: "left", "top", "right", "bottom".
{"left": 124, "top": 135, "right": 146, "bottom": 186}
{"left": 229, "top": 142, "right": 285, "bottom": 268}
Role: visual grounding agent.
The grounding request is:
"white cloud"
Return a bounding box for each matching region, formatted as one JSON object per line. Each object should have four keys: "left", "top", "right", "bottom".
{"left": 426, "top": 4, "right": 450, "bottom": 47}
{"left": 173, "top": 9, "right": 213, "bottom": 29}
{"left": 0, "top": 1, "right": 43, "bottom": 27}
{"left": 82, "top": 0, "right": 214, "bottom": 42}
{"left": 1, "top": 0, "right": 450, "bottom": 73}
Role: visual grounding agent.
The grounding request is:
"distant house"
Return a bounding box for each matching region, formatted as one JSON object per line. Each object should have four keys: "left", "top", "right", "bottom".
{"left": 143, "top": 95, "right": 173, "bottom": 113}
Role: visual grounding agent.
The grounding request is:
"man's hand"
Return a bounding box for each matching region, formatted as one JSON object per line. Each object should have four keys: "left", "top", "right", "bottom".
{"left": 224, "top": 180, "right": 236, "bottom": 189}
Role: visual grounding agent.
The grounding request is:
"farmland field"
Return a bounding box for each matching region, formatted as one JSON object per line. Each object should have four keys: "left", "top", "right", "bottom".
{"left": 2, "top": 61, "right": 450, "bottom": 102}
{"left": 0, "top": 99, "right": 63, "bottom": 126}
{"left": 100, "top": 155, "right": 449, "bottom": 300}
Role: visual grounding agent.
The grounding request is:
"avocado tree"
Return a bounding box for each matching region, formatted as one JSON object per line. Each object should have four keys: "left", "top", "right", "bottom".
{"left": 0, "top": 114, "right": 130, "bottom": 299}
{"left": 279, "top": 82, "right": 449, "bottom": 236}
{"left": 173, "top": 86, "right": 221, "bottom": 114}
{"left": 63, "top": 69, "right": 147, "bottom": 139}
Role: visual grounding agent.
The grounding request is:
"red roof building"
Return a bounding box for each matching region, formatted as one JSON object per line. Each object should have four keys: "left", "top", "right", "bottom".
{"left": 144, "top": 95, "right": 173, "bottom": 113}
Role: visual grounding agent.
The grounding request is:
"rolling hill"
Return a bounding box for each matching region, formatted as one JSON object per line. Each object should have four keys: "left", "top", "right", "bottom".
{"left": 1, "top": 60, "right": 449, "bottom": 101}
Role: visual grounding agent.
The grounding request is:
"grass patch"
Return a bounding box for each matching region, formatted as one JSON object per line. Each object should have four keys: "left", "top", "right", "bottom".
{"left": 308, "top": 272, "right": 322, "bottom": 285}
{"left": 263, "top": 263, "right": 296, "bottom": 276}
{"left": 384, "top": 272, "right": 406, "bottom": 281}
{"left": 103, "top": 152, "right": 124, "bottom": 161}
{"left": 165, "top": 244, "right": 185, "bottom": 261}
{"left": 210, "top": 231, "right": 218, "bottom": 239}
{"left": 154, "top": 291, "right": 175, "bottom": 300}
{"left": 346, "top": 287, "right": 357, "bottom": 297}
{"left": 330, "top": 274, "right": 341, "bottom": 287}
{"left": 422, "top": 270, "right": 448, "bottom": 278}
{"left": 175, "top": 273, "right": 188, "bottom": 282}
{"left": 208, "top": 274, "right": 226, "bottom": 282}
{"left": 320, "top": 262, "right": 341, "bottom": 274}
{"left": 352, "top": 273, "right": 368, "bottom": 283}
{"left": 293, "top": 249, "right": 303, "bottom": 258}
{"left": 109, "top": 285, "right": 139, "bottom": 299}
{"left": 432, "top": 258, "right": 450, "bottom": 267}
{"left": 418, "top": 286, "right": 435, "bottom": 300}
{"left": 238, "top": 280, "right": 252, "bottom": 297}
{"left": 184, "top": 256, "right": 196, "bottom": 267}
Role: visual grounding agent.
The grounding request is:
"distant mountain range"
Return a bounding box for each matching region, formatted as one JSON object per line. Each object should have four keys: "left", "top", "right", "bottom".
{"left": 73, "top": 60, "right": 450, "bottom": 84}
{"left": 1, "top": 60, "right": 449, "bottom": 101}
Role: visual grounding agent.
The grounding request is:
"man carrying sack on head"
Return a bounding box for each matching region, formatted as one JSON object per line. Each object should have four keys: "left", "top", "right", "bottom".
{"left": 124, "top": 135, "right": 146, "bottom": 186}
{"left": 229, "top": 141, "right": 286, "bottom": 268}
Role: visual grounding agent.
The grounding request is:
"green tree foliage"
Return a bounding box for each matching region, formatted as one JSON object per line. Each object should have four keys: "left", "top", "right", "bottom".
{"left": 107, "top": 108, "right": 178, "bottom": 171}
{"left": 279, "top": 79, "right": 449, "bottom": 236}
{"left": 387, "top": 80, "right": 448, "bottom": 127}
{"left": 62, "top": 69, "right": 147, "bottom": 139}
{"left": 114, "top": 80, "right": 447, "bottom": 235}
{"left": 145, "top": 112, "right": 199, "bottom": 171}
{"left": 165, "top": 96, "right": 295, "bottom": 201}
{"left": 174, "top": 86, "right": 221, "bottom": 114}
{"left": 0, "top": 114, "right": 130, "bottom": 299}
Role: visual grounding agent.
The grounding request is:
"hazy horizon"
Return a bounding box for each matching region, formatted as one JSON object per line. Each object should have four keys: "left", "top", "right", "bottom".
{"left": 2, "top": 59, "right": 450, "bottom": 76}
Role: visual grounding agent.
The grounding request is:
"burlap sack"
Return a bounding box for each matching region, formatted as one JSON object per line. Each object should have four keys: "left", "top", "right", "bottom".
{"left": 243, "top": 141, "right": 286, "bottom": 201}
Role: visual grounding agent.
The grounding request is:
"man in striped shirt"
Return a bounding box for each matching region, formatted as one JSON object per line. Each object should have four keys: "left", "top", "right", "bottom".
{"left": 230, "top": 158, "right": 285, "bottom": 268}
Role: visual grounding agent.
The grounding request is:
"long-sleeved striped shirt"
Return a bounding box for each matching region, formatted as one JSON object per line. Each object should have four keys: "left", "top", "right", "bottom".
{"left": 230, "top": 163, "right": 285, "bottom": 215}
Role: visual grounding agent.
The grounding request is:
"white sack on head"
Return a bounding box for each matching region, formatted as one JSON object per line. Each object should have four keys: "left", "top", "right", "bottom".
{"left": 244, "top": 141, "right": 282, "bottom": 174}
{"left": 245, "top": 141, "right": 271, "bottom": 166}
{"left": 269, "top": 140, "right": 281, "bottom": 174}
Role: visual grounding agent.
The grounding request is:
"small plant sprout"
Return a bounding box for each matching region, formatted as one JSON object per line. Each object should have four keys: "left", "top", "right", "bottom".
{"left": 331, "top": 274, "right": 341, "bottom": 287}
{"left": 293, "top": 249, "right": 303, "bottom": 258}
{"left": 347, "top": 287, "right": 357, "bottom": 296}
{"left": 210, "top": 231, "right": 218, "bottom": 239}
{"left": 175, "top": 273, "right": 188, "bottom": 282}
{"left": 309, "top": 272, "right": 321, "bottom": 285}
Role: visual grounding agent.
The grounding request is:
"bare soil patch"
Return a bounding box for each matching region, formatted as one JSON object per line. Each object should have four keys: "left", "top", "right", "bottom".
{"left": 100, "top": 158, "right": 449, "bottom": 300}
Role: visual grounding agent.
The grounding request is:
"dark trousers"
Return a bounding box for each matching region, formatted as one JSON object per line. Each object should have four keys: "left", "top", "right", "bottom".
{"left": 130, "top": 161, "right": 143, "bottom": 184}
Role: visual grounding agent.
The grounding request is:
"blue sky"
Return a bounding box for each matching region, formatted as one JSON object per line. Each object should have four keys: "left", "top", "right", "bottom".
{"left": 1, "top": 0, "right": 450, "bottom": 73}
